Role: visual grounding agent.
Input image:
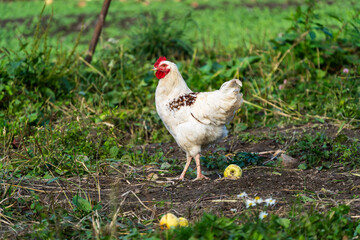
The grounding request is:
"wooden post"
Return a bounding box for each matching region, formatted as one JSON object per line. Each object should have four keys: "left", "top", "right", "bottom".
{"left": 85, "top": 0, "right": 112, "bottom": 63}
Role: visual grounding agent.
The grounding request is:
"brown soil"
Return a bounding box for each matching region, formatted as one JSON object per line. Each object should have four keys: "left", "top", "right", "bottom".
{"left": 16, "top": 164, "right": 360, "bottom": 226}
{"left": 11, "top": 123, "right": 360, "bottom": 225}
{"left": 111, "top": 167, "right": 360, "bottom": 220}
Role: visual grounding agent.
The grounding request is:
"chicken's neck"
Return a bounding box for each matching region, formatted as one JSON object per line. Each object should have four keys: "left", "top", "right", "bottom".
{"left": 155, "top": 68, "right": 192, "bottom": 101}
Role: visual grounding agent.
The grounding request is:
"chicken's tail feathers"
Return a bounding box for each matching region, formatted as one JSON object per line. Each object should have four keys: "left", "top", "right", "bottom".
{"left": 230, "top": 79, "right": 242, "bottom": 87}
{"left": 191, "top": 79, "right": 243, "bottom": 126}
{"left": 220, "top": 79, "right": 242, "bottom": 92}
{"left": 210, "top": 78, "right": 243, "bottom": 123}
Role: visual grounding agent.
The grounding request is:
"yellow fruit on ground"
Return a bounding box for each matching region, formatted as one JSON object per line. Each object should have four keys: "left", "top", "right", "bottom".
{"left": 159, "top": 213, "right": 179, "bottom": 229}
{"left": 224, "top": 164, "right": 242, "bottom": 178}
{"left": 178, "top": 217, "right": 189, "bottom": 227}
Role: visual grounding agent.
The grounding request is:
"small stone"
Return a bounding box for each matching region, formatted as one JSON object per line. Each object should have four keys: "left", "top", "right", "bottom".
{"left": 280, "top": 154, "right": 298, "bottom": 168}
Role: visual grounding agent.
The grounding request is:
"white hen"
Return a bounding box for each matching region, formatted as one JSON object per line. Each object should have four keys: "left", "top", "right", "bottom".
{"left": 153, "top": 57, "right": 243, "bottom": 180}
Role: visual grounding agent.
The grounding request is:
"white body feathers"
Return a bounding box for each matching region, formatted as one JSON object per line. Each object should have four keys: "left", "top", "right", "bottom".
{"left": 155, "top": 61, "right": 243, "bottom": 158}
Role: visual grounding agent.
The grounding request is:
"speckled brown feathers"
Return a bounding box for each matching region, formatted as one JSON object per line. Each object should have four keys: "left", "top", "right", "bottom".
{"left": 168, "top": 92, "right": 199, "bottom": 111}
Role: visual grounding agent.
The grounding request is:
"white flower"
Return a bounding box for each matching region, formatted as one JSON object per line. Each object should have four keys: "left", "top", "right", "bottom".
{"left": 259, "top": 211, "right": 268, "bottom": 219}
{"left": 237, "top": 192, "right": 248, "bottom": 198}
{"left": 254, "top": 196, "right": 263, "bottom": 204}
{"left": 245, "top": 199, "right": 256, "bottom": 208}
{"left": 230, "top": 208, "right": 237, "bottom": 213}
{"left": 265, "top": 198, "right": 276, "bottom": 206}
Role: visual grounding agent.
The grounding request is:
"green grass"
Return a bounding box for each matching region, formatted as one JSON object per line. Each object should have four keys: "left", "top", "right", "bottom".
{"left": 288, "top": 132, "right": 360, "bottom": 169}
{"left": 0, "top": 0, "right": 360, "bottom": 238}
{"left": 1, "top": 0, "right": 358, "bottom": 53}
{"left": 2, "top": 192, "right": 359, "bottom": 239}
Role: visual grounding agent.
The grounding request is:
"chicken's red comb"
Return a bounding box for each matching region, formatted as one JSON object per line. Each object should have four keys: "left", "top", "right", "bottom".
{"left": 154, "top": 56, "right": 167, "bottom": 68}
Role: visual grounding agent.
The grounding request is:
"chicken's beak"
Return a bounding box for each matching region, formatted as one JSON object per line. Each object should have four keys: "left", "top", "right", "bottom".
{"left": 152, "top": 67, "right": 157, "bottom": 71}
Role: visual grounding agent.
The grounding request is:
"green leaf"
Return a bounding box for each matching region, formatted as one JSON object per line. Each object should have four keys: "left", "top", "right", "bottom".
{"left": 316, "top": 69, "right": 326, "bottom": 79}
{"left": 93, "top": 203, "right": 102, "bottom": 211}
{"left": 309, "top": 31, "right": 316, "bottom": 40}
{"left": 28, "top": 113, "right": 38, "bottom": 123}
{"left": 321, "top": 28, "right": 333, "bottom": 38}
{"left": 277, "top": 218, "right": 290, "bottom": 228}
{"left": 5, "top": 85, "right": 14, "bottom": 95}
{"left": 315, "top": 117, "right": 325, "bottom": 123}
{"left": 354, "top": 223, "right": 360, "bottom": 236}
{"left": 72, "top": 195, "right": 92, "bottom": 212}
{"left": 109, "top": 146, "right": 119, "bottom": 158}
{"left": 300, "top": 195, "right": 315, "bottom": 203}
{"left": 334, "top": 134, "right": 348, "bottom": 144}
{"left": 160, "top": 162, "right": 171, "bottom": 170}
{"left": 298, "top": 163, "right": 308, "bottom": 170}
{"left": 44, "top": 88, "right": 55, "bottom": 101}
{"left": 46, "top": 177, "right": 59, "bottom": 184}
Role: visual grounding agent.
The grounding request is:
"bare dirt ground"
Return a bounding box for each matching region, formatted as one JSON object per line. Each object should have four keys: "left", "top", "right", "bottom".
{"left": 11, "top": 123, "right": 360, "bottom": 226}
{"left": 112, "top": 167, "right": 360, "bottom": 219}
{"left": 18, "top": 163, "right": 360, "bottom": 225}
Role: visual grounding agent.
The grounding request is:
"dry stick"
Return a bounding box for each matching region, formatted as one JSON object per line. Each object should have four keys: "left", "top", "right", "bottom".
{"left": 0, "top": 182, "right": 46, "bottom": 193}
{"left": 91, "top": 212, "right": 101, "bottom": 239}
{"left": 0, "top": 213, "right": 14, "bottom": 226}
{"left": 307, "top": 114, "right": 360, "bottom": 123}
{"left": 262, "top": 130, "right": 297, "bottom": 165}
{"left": 79, "top": 56, "right": 105, "bottom": 78}
{"left": 84, "top": 0, "right": 112, "bottom": 63}
{"left": 252, "top": 95, "right": 302, "bottom": 118}
{"left": 109, "top": 207, "right": 121, "bottom": 230}
{"left": 121, "top": 190, "right": 155, "bottom": 214}
{"left": 211, "top": 199, "right": 238, "bottom": 203}
{"left": 243, "top": 100, "right": 299, "bottom": 120}
{"left": 255, "top": 150, "right": 277, "bottom": 155}
{"left": 130, "top": 191, "right": 155, "bottom": 214}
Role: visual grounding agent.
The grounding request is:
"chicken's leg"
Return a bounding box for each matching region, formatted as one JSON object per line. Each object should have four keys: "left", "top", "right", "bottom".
{"left": 193, "top": 154, "right": 209, "bottom": 181}
{"left": 179, "top": 155, "right": 192, "bottom": 180}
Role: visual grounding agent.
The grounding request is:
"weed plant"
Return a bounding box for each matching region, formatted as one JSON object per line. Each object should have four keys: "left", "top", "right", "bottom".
{"left": 288, "top": 132, "right": 360, "bottom": 168}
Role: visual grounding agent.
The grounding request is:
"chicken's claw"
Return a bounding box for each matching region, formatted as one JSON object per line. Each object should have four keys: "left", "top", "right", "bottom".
{"left": 178, "top": 176, "right": 186, "bottom": 181}
{"left": 192, "top": 174, "right": 210, "bottom": 181}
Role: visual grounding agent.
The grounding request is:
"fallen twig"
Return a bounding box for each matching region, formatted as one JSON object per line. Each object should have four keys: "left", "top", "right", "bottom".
{"left": 263, "top": 130, "right": 297, "bottom": 165}
{"left": 211, "top": 199, "right": 238, "bottom": 203}
{"left": 121, "top": 190, "right": 155, "bottom": 215}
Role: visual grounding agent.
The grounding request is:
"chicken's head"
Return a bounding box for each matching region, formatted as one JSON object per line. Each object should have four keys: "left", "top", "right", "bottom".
{"left": 153, "top": 56, "right": 171, "bottom": 79}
